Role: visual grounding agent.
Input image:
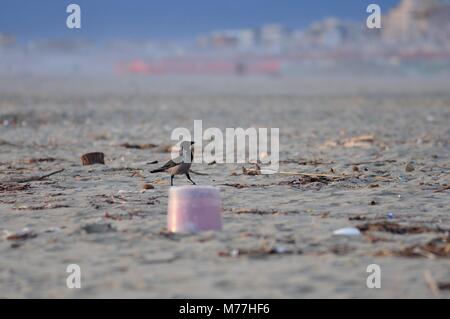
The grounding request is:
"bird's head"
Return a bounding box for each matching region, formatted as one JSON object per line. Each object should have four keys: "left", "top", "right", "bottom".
{"left": 180, "top": 140, "right": 195, "bottom": 150}
{"left": 179, "top": 141, "right": 195, "bottom": 161}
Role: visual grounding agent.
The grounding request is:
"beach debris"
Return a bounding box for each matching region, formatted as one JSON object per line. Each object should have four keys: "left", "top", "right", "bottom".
{"left": 349, "top": 215, "right": 368, "bottom": 221}
{"left": 405, "top": 162, "right": 415, "bottom": 172}
{"left": 104, "top": 211, "right": 132, "bottom": 221}
{"left": 0, "top": 183, "right": 31, "bottom": 192}
{"left": 438, "top": 282, "right": 450, "bottom": 290}
{"left": 424, "top": 271, "right": 440, "bottom": 297}
{"left": 0, "top": 139, "right": 16, "bottom": 146}
{"left": 119, "top": 143, "right": 157, "bottom": 149}
{"left": 3, "top": 227, "right": 37, "bottom": 241}
{"left": 81, "top": 152, "right": 105, "bottom": 165}
{"left": 363, "top": 233, "right": 393, "bottom": 243}
{"left": 222, "top": 183, "right": 263, "bottom": 189}
{"left": 387, "top": 212, "right": 394, "bottom": 220}
{"left": 158, "top": 228, "right": 180, "bottom": 240}
{"left": 229, "top": 208, "right": 294, "bottom": 215}
{"left": 333, "top": 227, "right": 361, "bottom": 237}
{"left": 280, "top": 174, "right": 336, "bottom": 186}
{"left": 141, "top": 183, "right": 154, "bottom": 190}
{"left": 369, "top": 200, "right": 377, "bottom": 206}
{"left": 22, "top": 157, "right": 58, "bottom": 164}
{"left": 13, "top": 203, "right": 70, "bottom": 211}
{"left": 242, "top": 164, "right": 261, "bottom": 176}
{"left": 342, "top": 134, "right": 376, "bottom": 148}
{"left": 81, "top": 223, "right": 115, "bottom": 234}
{"left": 375, "top": 235, "right": 450, "bottom": 258}
{"left": 356, "top": 221, "right": 437, "bottom": 235}
{"left": 281, "top": 158, "right": 332, "bottom": 166}
{"left": 321, "top": 134, "right": 383, "bottom": 149}
{"left": 0, "top": 168, "right": 65, "bottom": 184}
{"left": 433, "top": 184, "right": 450, "bottom": 193}
{"left": 218, "top": 246, "right": 297, "bottom": 258}
{"left": 44, "top": 227, "right": 63, "bottom": 233}
{"left": 348, "top": 159, "right": 397, "bottom": 167}
{"left": 278, "top": 171, "right": 352, "bottom": 185}
{"left": 315, "top": 211, "right": 331, "bottom": 218}
{"left": 130, "top": 170, "right": 145, "bottom": 178}
{"left": 208, "top": 160, "right": 216, "bottom": 165}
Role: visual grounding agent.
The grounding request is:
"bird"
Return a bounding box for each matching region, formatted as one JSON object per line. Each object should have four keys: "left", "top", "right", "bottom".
{"left": 150, "top": 141, "right": 196, "bottom": 186}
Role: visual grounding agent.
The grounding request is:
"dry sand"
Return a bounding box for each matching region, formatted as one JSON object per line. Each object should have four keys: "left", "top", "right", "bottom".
{"left": 0, "top": 75, "right": 449, "bottom": 298}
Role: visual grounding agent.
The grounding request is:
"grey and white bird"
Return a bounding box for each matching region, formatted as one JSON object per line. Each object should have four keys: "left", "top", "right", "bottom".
{"left": 151, "top": 141, "right": 196, "bottom": 186}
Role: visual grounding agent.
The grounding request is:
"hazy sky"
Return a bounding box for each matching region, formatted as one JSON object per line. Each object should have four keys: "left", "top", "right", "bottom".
{"left": 0, "top": 0, "right": 400, "bottom": 41}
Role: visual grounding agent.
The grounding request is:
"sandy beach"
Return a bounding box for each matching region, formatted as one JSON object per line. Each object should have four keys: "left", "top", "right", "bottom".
{"left": 0, "top": 74, "right": 449, "bottom": 298}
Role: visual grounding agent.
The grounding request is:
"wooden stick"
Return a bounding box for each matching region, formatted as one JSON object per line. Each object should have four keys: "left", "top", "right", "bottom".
{"left": 424, "top": 270, "right": 440, "bottom": 298}
{"left": 2, "top": 168, "right": 65, "bottom": 183}
{"left": 434, "top": 185, "right": 450, "bottom": 193}
{"left": 275, "top": 171, "right": 347, "bottom": 178}
{"left": 346, "top": 159, "right": 397, "bottom": 166}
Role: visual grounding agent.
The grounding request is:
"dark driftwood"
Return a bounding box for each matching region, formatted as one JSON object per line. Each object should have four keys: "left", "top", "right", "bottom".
{"left": 1, "top": 168, "right": 65, "bottom": 184}
{"left": 434, "top": 185, "right": 450, "bottom": 193}
{"left": 81, "top": 152, "right": 105, "bottom": 165}
{"left": 119, "top": 143, "right": 157, "bottom": 149}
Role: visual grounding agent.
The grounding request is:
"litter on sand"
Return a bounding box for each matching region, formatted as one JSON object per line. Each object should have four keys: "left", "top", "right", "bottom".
{"left": 333, "top": 227, "right": 362, "bottom": 236}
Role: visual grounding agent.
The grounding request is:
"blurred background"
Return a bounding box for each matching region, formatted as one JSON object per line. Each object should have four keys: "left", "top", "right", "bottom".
{"left": 1, "top": 0, "right": 450, "bottom": 77}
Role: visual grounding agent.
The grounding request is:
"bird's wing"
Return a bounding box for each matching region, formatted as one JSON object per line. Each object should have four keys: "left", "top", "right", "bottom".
{"left": 158, "top": 156, "right": 183, "bottom": 170}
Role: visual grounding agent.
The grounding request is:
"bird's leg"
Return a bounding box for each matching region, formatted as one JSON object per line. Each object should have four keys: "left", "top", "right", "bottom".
{"left": 186, "top": 173, "right": 196, "bottom": 185}
{"left": 170, "top": 175, "right": 174, "bottom": 186}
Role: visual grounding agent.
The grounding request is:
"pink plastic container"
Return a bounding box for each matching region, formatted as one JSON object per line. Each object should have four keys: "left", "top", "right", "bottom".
{"left": 167, "top": 186, "right": 222, "bottom": 233}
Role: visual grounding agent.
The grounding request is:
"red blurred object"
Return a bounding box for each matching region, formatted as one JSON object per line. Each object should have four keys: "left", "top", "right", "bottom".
{"left": 116, "top": 58, "right": 281, "bottom": 76}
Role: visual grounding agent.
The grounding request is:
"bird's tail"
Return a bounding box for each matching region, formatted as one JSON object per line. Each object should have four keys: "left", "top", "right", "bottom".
{"left": 150, "top": 168, "right": 164, "bottom": 173}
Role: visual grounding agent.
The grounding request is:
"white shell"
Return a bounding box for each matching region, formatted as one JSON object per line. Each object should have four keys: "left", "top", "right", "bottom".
{"left": 333, "top": 227, "right": 361, "bottom": 236}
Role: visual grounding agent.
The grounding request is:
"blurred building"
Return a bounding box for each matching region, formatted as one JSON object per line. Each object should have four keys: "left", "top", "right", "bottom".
{"left": 383, "top": 0, "right": 450, "bottom": 46}
{"left": 259, "top": 24, "right": 284, "bottom": 48}
{"left": 198, "top": 29, "right": 255, "bottom": 49}
{"left": 0, "top": 34, "right": 15, "bottom": 47}
{"left": 299, "top": 18, "right": 365, "bottom": 49}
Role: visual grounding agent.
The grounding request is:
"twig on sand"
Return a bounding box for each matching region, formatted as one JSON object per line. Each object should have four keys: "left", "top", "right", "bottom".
{"left": 2, "top": 168, "right": 65, "bottom": 183}
{"left": 347, "top": 159, "right": 397, "bottom": 166}
{"left": 276, "top": 171, "right": 347, "bottom": 179}
{"left": 424, "top": 270, "right": 440, "bottom": 298}
{"left": 434, "top": 185, "right": 450, "bottom": 193}
{"left": 0, "top": 139, "right": 16, "bottom": 147}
